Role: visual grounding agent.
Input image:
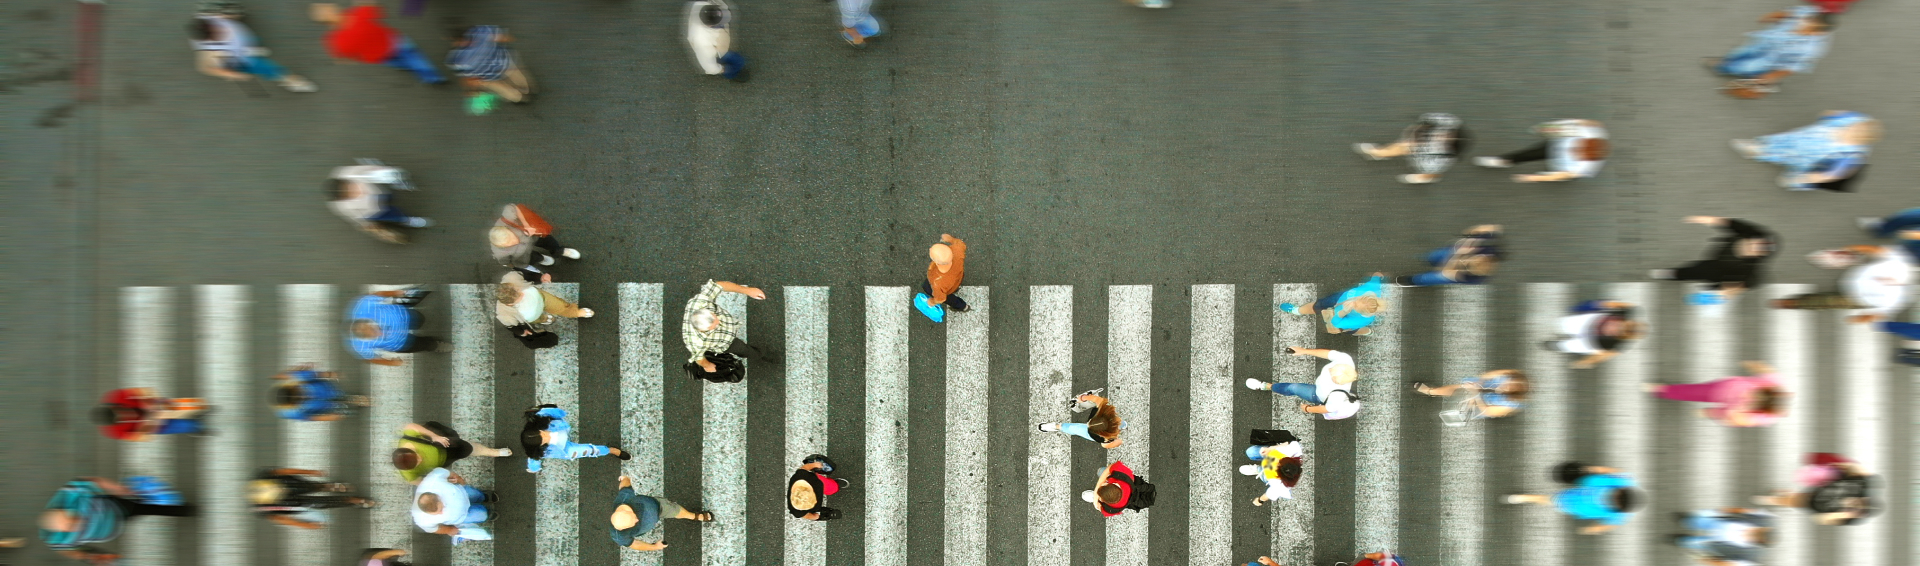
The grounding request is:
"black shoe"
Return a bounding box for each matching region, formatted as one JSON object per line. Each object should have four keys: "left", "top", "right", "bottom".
{"left": 483, "top": 490, "right": 499, "bottom": 503}
{"left": 816, "top": 507, "right": 841, "bottom": 521}
{"left": 613, "top": 447, "right": 632, "bottom": 461}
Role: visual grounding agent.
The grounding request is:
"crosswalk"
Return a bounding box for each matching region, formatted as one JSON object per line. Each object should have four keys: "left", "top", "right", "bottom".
{"left": 107, "top": 282, "right": 1910, "bottom": 566}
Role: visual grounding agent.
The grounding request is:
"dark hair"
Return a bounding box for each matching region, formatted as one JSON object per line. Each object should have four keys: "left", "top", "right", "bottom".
{"left": 327, "top": 179, "right": 349, "bottom": 201}
{"left": 1578, "top": 138, "right": 1611, "bottom": 161}
{"left": 1751, "top": 527, "right": 1772, "bottom": 547}
{"left": 274, "top": 384, "right": 304, "bottom": 408}
{"left": 1087, "top": 403, "right": 1120, "bottom": 440}
{"left": 1494, "top": 371, "right": 1530, "bottom": 402}
{"left": 448, "top": 26, "right": 474, "bottom": 41}
{"left": 521, "top": 404, "right": 558, "bottom": 459}
{"left": 1096, "top": 484, "right": 1123, "bottom": 504}
{"left": 1611, "top": 488, "right": 1642, "bottom": 512}
{"left": 1277, "top": 459, "right": 1303, "bottom": 484}
{"left": 699, "top": 5, "right": 724, "bottom": 26}
{"left": 188, "top": 19, "right": 215, "bottom": 41}
{"left": 94, "top": 405, "right": 125, "bottom": 426}
{"left": 1809, "top": 12, "right": 1834, "bottom": 31}
{"left": 1754, "top": 387, "right": 1785, "bottom": 414}
{"left": 391, "top": 447, "right": 420, "bottom": 470}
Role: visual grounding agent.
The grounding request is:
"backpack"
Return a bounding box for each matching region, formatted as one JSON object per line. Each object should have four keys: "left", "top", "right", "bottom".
{"left": 1124, "top": 475, "right": 1156, "bottom": 511}
{"left": 1248, "top": 428, "right": 1299, "bottom": 446}
{"left": 508, "top": 324, "right": 559, "bottom": 350}
{"left": 685, "top": 352, "right": 745, "bottom": 383}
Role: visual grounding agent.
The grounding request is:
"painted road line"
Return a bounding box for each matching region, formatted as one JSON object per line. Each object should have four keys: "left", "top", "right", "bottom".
{"left": 1842, "top": 313, "right": 1885, "bottom": 566}
{"left": 367, "top": 286, "right": 416, "bottom": 552}
{"left": 1189, "top": 284, "right": 1234, "bottom": 566}
{"left": 1107, "top": 285, "right": 1152, "bottom": 566}
{"left": 198, "top": 286, "right": 249, "bottom": 566}
{"left": 452, "top": 284, "right": 498, "bottom": 566}
{"left": 1602, "top": 283, "right": 1652, "bottom": 566}
{"left": 1763, "top": 285, "right": 1810, "bottom": 566}
{"left": 122, "top": 287, "right": 175, "bottom": 566}
{"left": 944, "top": 286, "right": 990, "bottom": 566}
{"left": 282, "top": 284, "right": 332, "bottom": 566}
{"left": 1354, "top": 285, "right": 1402, "bottom": 553}
{"left": 1689, "top": 287, "right": 1735, "bottom": 553}
{"left": 619, "top": 283, "right": 665, "bottom": 566}
{"left": 1028, "top": 286, "right": 1073, "bottom": 566}
{"left": 703, "top": 291, "right": 749, "bottom": 566}
{"left": 1270, "top": 284, "right": 1317, "bottom": 565}
{"left": 536, "top": 283, "right": 581, "bottom": 566}
{"left": 1521, "top": 283, "right": 1572, "bottom": 566}
{"left": 1439, "top": 285, "right": 1488, "bottom": 566}
{"left": 865, "top": 287, "right": 911, "bottom": 566}
{"left": 785, "top": 287, "right": 830, "bottom": 566}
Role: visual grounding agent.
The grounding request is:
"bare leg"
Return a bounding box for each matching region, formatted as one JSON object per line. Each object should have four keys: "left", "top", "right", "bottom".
{"left": 1416, "top": 383, "right": 1464, "bottom": 396}
{"left": 472, "top": 443, "right": 511, "bottom": 457}
{"left": 1372, "top": 141, "right": 1412, "bottom": 157}
{"left": 1506, "top": 494, "right": 1552, "bottom": 506}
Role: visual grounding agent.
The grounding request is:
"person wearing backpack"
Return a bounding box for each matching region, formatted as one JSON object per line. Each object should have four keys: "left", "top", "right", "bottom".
{"left": 1082, "top": 460, "right": 1153, "bottom": 516}
{"left": 393, "top": 421, "right": 511, "bottom": 485}
{"left": 1750, "top": 452, "right": 1878, "bottom": 526}
{"left": 1504, "top": 463, "right": 1644, "bottom": 535}
{"left": 1671, "top": 508, "right": 1773, "bottom": 566}
{"left": 1246, "top": 348, "right": 1361, "bottom": 420}
{"left": 1238, "top": 430, "right": 1304, "bottom": 506}
{"left": 522, "top": 404, "right": 630, "bottom": 473}
{"left": 1341, "top": 552, "right": 1407, "bottom": 566}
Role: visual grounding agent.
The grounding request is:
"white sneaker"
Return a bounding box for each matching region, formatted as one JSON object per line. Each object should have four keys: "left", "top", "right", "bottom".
{"left": 1398, "top": 174, "right": 1436, "bottom": 184}
{"left": 1354, "top": 143, "right": 1386, "bottom": 160}
{"left": 1245, "top": 378, "right": 1268, "bottom": 391}
{"left": 1238, "top": 464, "right": 1261, "bottom": 476}
{"left": 1037, "top": 422, "right": 1059, "bottom": 432}
{"left": 279, "top": 76, "right": 318, "bottom": 92}
{"left": 405, "top": 217, "right": 432, "bottom": 228}
{"left": 1080, "top": 490, "right": 1097, "bottom": 503}
{"left": 538, "top": 255, "right": 557, "bottom": 266}
{"left": 1505, "top": 494, "right": 1529, "bottom": 504}
{"left": 560, "top": 248, "right": 582, "bottom": 259}
{"left": 1474, "top": 156, "right": 1512, "bottom": 168}
{"left": 577, "top": 308, "right": 594, "bottom": 318}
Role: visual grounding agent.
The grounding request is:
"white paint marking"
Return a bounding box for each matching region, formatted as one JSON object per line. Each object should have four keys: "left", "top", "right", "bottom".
{"left": 1842, "top": 311, "right": 1885, "bottom": 566}
{"left": 944, "top": 286, "right": 990, "bottom": 566}
{"left": 1270, "top": 284, "right": 1318, "bottom": 564}
{"left": 282, "top": 284, "right": 332, "bottom": 566}
{"left": 1763, "top": 285, "right": 1810, "bottom": 566}
{"left": 620, "top": 283, "right": 665, "bottom": 566}
{"left": 1354, "top": 285, "right": 1402, "bottom": 552}
{"left": 1107, "top": 285, "right": 1151, "bottom": 566}
{"left": 1439, "top": 285, "right": 1488, "bottom": 566}
{"left": 367, "top": 286, "right": 416, "bottom": 552}
{"left": 1028, "top": 286, "right": 1073, "bottom": 566}
{"left": 1602, "top": 283, "right": 1653, "bottom": 566}
{"left": 1189, "top": 284, "right": 1235, "bottom": 566}
{"left": 865, "top": 287, "right": 911, "bottom": 566}
{"left": 1521, "top": 284, "right": 1572, "bottom": 566}
{"left": 122, "top": 287, "right": 176, "bottom": 566}
{"left": 785, "top": 286, "right": 830, "bottom": 566}
{"left": 197, "top": 286, "right": 249, "bottom": 566}
{"left": 535, "top": 283, "right": 581, "bottom": 566}
{"left": 452, "top": 284, "right": 498, "bottom": 566}
{"left": 702, "top": 291, "right": 749, "bottom": 566}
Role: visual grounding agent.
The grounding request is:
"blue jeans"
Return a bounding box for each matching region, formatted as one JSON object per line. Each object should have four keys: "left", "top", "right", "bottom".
{"left": 1051, "top": 421, "right": 1127, "bottom": 443}
{"left": 1407, "top": 247, "right": 1465, "bottom": 287}
{"left": 1879, "top": 321, "right": 1920, "bottom": 340}
{"left": 1267, "top": 382, "right": 1320, "bottom": 404}
{"left": 156, "top": 419, "right": 204, "bottom": 435}
{"left": 1244, "top": 445, "right": 1265, "bottom": 461}
{"left": 837, "top": 0, "right": 882, "bottom": 36}
{"left": 718, "top": 51, "right": 747, "bottom": 80}
{"left": 383, "top": 38, "right": 444, "bottom": 83}
{"left": 455, "top": 485, "right": 489, "bottom": 524}
{"left": 364, "top": 194, "right": 418, "bottom": 224}
{"left": 236, "top": 56, "right": 286, "bottom": 81}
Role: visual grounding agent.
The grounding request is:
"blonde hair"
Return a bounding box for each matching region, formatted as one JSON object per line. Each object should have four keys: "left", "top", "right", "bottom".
{"left": 496, "top": 282, "right": 520, "bottom": 305}
{"left": 248, "top": 479, "right": 287, "bottom": 505}
{"left": 1845, "top": 120, "right": 1883, "bottom": 145}
{"left": 1356, "top": 296, "right": 1387, "bottom": 315}
{"left": 489, "top": 226, "right": 519, "bottom": 248}
{"left": 789, "top": 482, "right": 818, "bottom": 510}
{"left": 1619, "top": 321, "right": 1648, "bottom": 340}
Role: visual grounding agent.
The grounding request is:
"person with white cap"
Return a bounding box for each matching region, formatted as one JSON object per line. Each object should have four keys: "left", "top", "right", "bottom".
{"left": 1353, "top": 113, "right": 1470, "bottom": 184}
{"left": 681, "top": 279, "right": 776, "bottom": 376}
{"left": 685, "top": 0, "right": 748, "bottom": 82}
{"left": 915, "top": 234, "right": 970, "bottom": 320}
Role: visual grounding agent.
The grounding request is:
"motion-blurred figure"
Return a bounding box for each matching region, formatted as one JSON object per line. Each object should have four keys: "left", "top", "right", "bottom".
{"left": 1648, "top": 216, "right": 1777, "bottom": 301}
{"left": 448, "top": 26, "right": 533, "bottom": 112}
{"left": 187, "top": 5, "right": 316, "bottom": 92}
{"left": 1752, "top": 453, "right": 1878, "bottom": 526}
{"left": 394, "top": 421, "right": 512, "bottom": 485}
{"left": 1776, "top": 244, "right": 1912, "bottom": 323}
{"left": 1706, "top": 6, "right": 1832, "bottom": 99}
{"left": 329, "top": 160, "right": 430, "bottom": 244}
{"left": 1278, "top": 273, "right": 1387, "bottom": 336}
{"left": 1732, "top": 110, "right": 1877, "bottom": 191}
{"left": 95, "top": 388, "right": 210, "bottom": 441}
{"left": 41, "top": 477, "right": 194, "bottom": 564}
{"left": 1542, "top": 300, "right": 1646, "bottom": 369}
{"left": 272, "top": 365, "right": 371, "bottom": 421}
{"left": 490, "top": 204, "right": 581, "bottom": 278}
{"left": 837, "top": 0, "right": 883, "bottom": 46}
{"left": 1474, "top": 119, "right": 1608, "bottom": 183}
{"left": 316, "top": 0, "right": 445, "bottom": 84}
{"left": 1392, "top": 225, "right": 1501, "bottom": 287}
{"left": 249, "top": 468, "right": 376, "bottom": 529}
{"left": 359, "top": 548, "right": 413, "bottom": 566}
{"left": 347, "top": 287, "right": 450, "bottom": 367}
{"left": 1645, "top": 361, "right": 1789, "bottom": 428}
{"left": 686, "top": 1, "right": 748, "bottom": 82}
{"left": 1505, "top": 463, "right": 1643, "bottom": 535}
{"left": 1670, "top": 508, "right": 1774, "bottom": 566}
{"left": 1353, "top": 113, "right": 1469, "bottom": 185}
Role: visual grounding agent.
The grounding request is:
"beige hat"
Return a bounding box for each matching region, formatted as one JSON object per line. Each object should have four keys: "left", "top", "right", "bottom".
{"left": 489, "top": 226, "right": 520, "bottom": 248}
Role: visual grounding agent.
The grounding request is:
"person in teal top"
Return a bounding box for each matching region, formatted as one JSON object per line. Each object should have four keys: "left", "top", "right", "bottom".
{"left": 1279, "top": 273, "right": 1389, "bottom": 335}
{"left": 1505, "top": 463, "right": 1643, "bottom": 534}
{"left": 608, "top": 475, "right": 710, "bottom": 552}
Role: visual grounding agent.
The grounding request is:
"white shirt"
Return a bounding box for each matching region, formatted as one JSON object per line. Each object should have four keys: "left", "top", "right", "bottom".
{"left": 1557, "top": 312, "right": 1607, "bottom": 354}
{"left": 1544, "top": 120, "right": 1607, "bottom": 178}
{"left": 684, "top": 1, "right": 731, "bottom": 75}
{"left": 1315, "top": 350, "right": 1359, "bottom": 420}
{"left": 327, "top": 166, "right": 393, "bottom": 225}
{"left": 1256, "top": 441, "right": 1305, "bottom": 500}
{"left": 1844, "top": 248, "right": 1914, "bottom": 316}
{"left": 411, "top": 468, "right": 470, "bottom": 531}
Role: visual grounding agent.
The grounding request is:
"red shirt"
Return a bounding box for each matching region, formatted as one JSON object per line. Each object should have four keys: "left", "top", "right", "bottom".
{"left": 326, "top": 5, "right": 396, "bottom": 63}
{"left": 99, "top": 388, "right": 152, "bottom": 440}
{"left": 1096, "top": 461, "right": 1136, "bottom": 517}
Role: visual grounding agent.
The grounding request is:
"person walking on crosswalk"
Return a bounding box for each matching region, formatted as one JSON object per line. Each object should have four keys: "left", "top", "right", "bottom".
{"left": 1544, "top": 300, "right": 1646, "bottom": 369}
{"left": 349, "top": 288, "right": 451, "bottom": 367}
{"left": 682, "top": 279, "right": 777, "bottom": 376}
{"left": 1393, "top": 225, "right": 1503, "bottom": 287}
{"left": 1751, "top": 452, "right": 1879, "bottom": 526}
{"left": 394, "top": 421, "right": 511, "bottom": 485}
{"left": 1648, "top": 217, "right": 1777, "bottom": 301}
{"left": 611, "top": 474, "right": 712, "bottom": 551}
{"left": 272, "top": 365, "right": 371, "bottom": 422}
{"left": 1036, "top": 389, "right": 1124, "bottom": 448}
{"left": 411, "top": 467, "right": 495, "bottom": 543}
{"left": 1504, "top": 463, "right": 1644, "bottom": 535}
{"left": 788, "top": 454, "right": 849, "bottom": 521}
{"left": 249, "top": 467, "right": 376, "bottom": 529}
{"left": 94, "top": 387, "right": 211, "bottom": 441}
{"left": 490, "top": 204, "right": 580, "bottom": 278}
{"left": 495, "top": 271, "right": 595, "bottom": 331}
{"left": 1239, "top": 430, "right": 1304, "bottom": 506}
{"left": 522, "top": 404, "right": 630, "bottom": 473}
{"left": 916, "top": 234, "right": 971, "bottom": 321}
{"left": 40, "top": 477, "right": 196, "bottom": 564}
{"left": 1413, "top": 369, "right": 1529, "bottom": 419}
{"left": 1669, "top": 508, "right": 1774, "bottom": 565}
{"left": 1279, "top": 274, "right": 1388, "bottom": 335}
{"left": 1247, "top": 347, "right": 1361, "bottom": 420}
{"left": 1646, "top": 361, "right": 1789, "bottom": 428}
{"left": 1083, "top": 460, "right": 1153, "bottom": 516}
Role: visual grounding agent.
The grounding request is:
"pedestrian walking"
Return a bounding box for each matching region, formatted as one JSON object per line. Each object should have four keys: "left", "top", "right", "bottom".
{"left": 1082, "top": 460, "right": 1154, "bottom": 516}
{"left": 40, "top": 477, "right": 195, "bottom": 564}
{"left": 1279, "top": 273, "right": 1387, "bottom": 335}
{"left": 787, "top": 454, "right": 848, "bottom": 521}
{"left": 94, "top": 387, "right": 210, "bottom": 441}
{"left": 393, "top": 421, "right": 511, "bottom": 485}
{"left": 915, "top": 233, "right": 971, "bottom": 322}
{"left": 686, "top": 1, "right": 748, "bottom": 82}
{"left": 1645, "top": 361, "right": 1788, "bottom": 428}
{"left": 1504, "top": 463, "right": 1643, "bottom": 535}
{"left": 522, "top": 404, "right": 630, "bottom": 473}
{"left": 1543, "top": 300, "right": 1646, "bottom": 369}
{"left": 1353, "top": 113, "right": 1470, "bottom": 184}
{"left": 1413, "top": 369, "right": 1529, "bottom": 419}
{"left": 836, "top": 0, "right": 883, "bottom": 46}
{"left": 1751, "top": 452, "right": 1877, "bottom": 526}
{"left": 447, "top": 26, "right": 532, "bottom": 112}
{"left": 611, "top": 474, "right": 712, "bottom": 551}
{"left": 1649, "top": 217, "right": 1777, "bottom": 301}
{"left": 411, "top": 467, "right": 494, "bottom": 543}
{"left": 490, "top": 204, "right": 581, "bottom": 277}
{"left": 1393, "top": 225, "right": 1502, "bottom": 287}
{"left": 329, "top": 162, "right": 430, "bottom": 244}
{"left": 494, "top": 271, "right": 594, "bottom": 337}
{"left": 1706, "top": 6, "right": 1833, "bottom": 99}
{"left": 249, "top": 468, "right": 375, "bottom": 529}
{"left": 316, "top": 0, "right": 445, "bottom": 84}
{"left": 1035, "top": 388, "right": 1124, "bottom": 449}
{"left": 1670, "top": 508, "right": 1774, "bottom": 566}
{"left": 1731, "top": 110, "right": 1878, "bottom": 191}
{"left": 1246, "top": 348, "right": 1361, "bottom": 420}
{"left": 272, "top": 365, "right": 371, "bottom": 422}
{"left": 1856, "top": 209, "right": 1920, "bottom": 258}
{"left": 1473, "top": 119, "right": 1609, "bottom": 183}
{"left": 1238, "top": 429, "right": 1304, "bottom": 506}
{"left": 1775, "top": 245, "right": 1910, "bottom": 323}
{"left": 187, "top": 10, "right": 317, "bottom": 92}
{"left": 359, "top": 549, "right": 413, "bottom": 566}
{"left": 347, "top": 288, "right": 449, "bottom": 367}
{"left": 1339, "top": 552, "right": 1407, "bottom": 566}
{"left": 682, "top": 279, "right": 777, "bottom": 377}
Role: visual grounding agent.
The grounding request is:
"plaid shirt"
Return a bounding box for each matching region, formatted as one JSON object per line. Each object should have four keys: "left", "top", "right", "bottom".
{"left": 681, "top": 280, "right": 741, "bottom": 362}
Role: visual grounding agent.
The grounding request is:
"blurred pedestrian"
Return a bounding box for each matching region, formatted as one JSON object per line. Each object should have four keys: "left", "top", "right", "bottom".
{"left": 1810, "top": 0, "right": 1857, "bottom": 12}
{"left": 1751, "top": 452, "right": 1877, "bottom": 526}
{"left": 1543, "top": 300, "right": 1645, "bottom": 369}
{"left": 1353, "top": 113, "right": 1470, "bottom": 185}
{"left": 1082, "top": 460, "right": 1154, "bottom": 516}
{"left": 1706, "top": 6, "right": 1832, "bottom": 98}
{"left": 272, "top": 365, "right": 370, "bottom": 422}
{"left": 316, "top": 0, "right": 445, "bottom": 84}
{"left": 1775, "top": 245, "right": 1911, "bottom": 323}
{"left": 1649, "top": 217, "right": 1777, "bottom": 301}
{"left": 1237, "top": 430, "right": 1303, "bottom": 506}
{"left": 1645, "top": 361, "right": 1788, "bottom": 428}
{"left": 447, "top": 26, "right": 532, "bottom": 110}
{"left": 914, "top": 234, "right": 971, "bottom": 322}
{"left": 1035, "top": 388, "right": 1124, "bottom": 449}
{"left": 411, "top": 468, "right": 494, "bottom": 543}
{"left": 187, "top": 10, "right": 317, "bottom": 92}
{"left": 1856, "top": 208, "right": 1920, "bottom": 257}
{"left": 40, "top": 477, "right": 194, "bottom": 564}
{"left": 1670, "top": 508, "right": 1774, "bottom": 566}
{"left": 686, "top": 1, "right": 748, "bottom": 82}
{"left": 347, "top": 288, "right": 450, "bottom": 367}
{"left": 359, "top": 549, "right": 413, "bottom": 566}
{"left": 787, "top": 454, "right": 848, "bottom": 521}
{"left": 837, "top": 0, "right": 883, "bottom": 46}
{"left": 682, "top": 279, "right": 777, "bottom": 377}
{"left": 95, "top": 387, "right": 210, "bottom": 441}
{"left": 1393, "top": 225, "right": 1502, "bottom": 287}
{"left": 490, "top": 204, "right": 580, "bottom": 277}
{"left": 611, "top": 474, "right": 712, "bottom": 551}
{"left": 1247, "top": 347, "right": 1360, "bottom": 420}
{"left": 1505, "top": 463, "right": 1643, "bottom": 535}
{"left": 1279, "top": 273, "right": 1387, "bottom": 336}
{"left": 394, "top": 421, "right": 511, "bottom": 485}
{"left": 495, "top": 271, "right": 594, "bottom": 333}
{"left": 249, "top": 468, "right": 375, "bottom": 529}
{"left": 1241, "top": 558, "right": 1282, "bottom": 566}
{"left": 1732, "top": 110, "right": 1878, "bottom": 191}
{"left": 1473, "top": 119, "right": 1609, "bottom": 183}
{"left": 522, "top": 404, "right": 630, "bottom": 473}
{"left": 1413, "top": 369, "right": 1529, "bottom": 419}
{"left": 1339, "top": 552, "right": 1407, "bottom": 566}
{"left": 329, "top": 162, "right": 430, "bottom": 244}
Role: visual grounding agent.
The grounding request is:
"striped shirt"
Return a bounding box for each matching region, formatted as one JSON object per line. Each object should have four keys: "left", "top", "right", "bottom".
{"left": 347, "top": 295, "right": 414, "bottom": 360}
{"left": 446, "top": 26, "right": 511, "bottom": 81}
{"left": 680, "top": 280, "right": 741, "bottom": 363}
{"left": 41, "top": 481, "right": 124, "bottom": 550}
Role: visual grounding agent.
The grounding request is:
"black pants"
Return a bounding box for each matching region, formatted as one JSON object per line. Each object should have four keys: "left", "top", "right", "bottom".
{"left": 395, "top": 335, "right": 443, "bottom": 353}
{"left": 921, "top": 281, "right": 967, "bottom": 311}
{"left": 529, "top": 235, "right": 566, "bottom": 265}
{"left": 424, "top": 421, "right": 475, "bottom": 463}
{"left": 1501, "top": 141, "right": 1551, "bottom": 165}
{"left": 724, "top": 338, "right": 766, "bottom": 361}
{"left": 110, "top": 496, "right": 195, "bottom": 518}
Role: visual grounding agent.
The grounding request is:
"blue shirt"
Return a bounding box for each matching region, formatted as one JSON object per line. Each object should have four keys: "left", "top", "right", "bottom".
{"left": 279, "top": 370, "right": 344, "bottom": 420}
{"left": 608, "top": 487, "right": 663, "bottom": 547}
{"left": 525, "top": 408, "right": 608, "bottom": 472}
{"left": 1554, "top": 474, "right": 1636, "bottom": 525}
{"left": 447, "top": 25, "right": 510, "bottom": 80}
{"left": 41, "top": 481, "right": 123, "bottom": 550}
{"left": 1329, "top": 276, "right": 1385, "bottom": 331}
{"left": 347, "top": 295, "right": 414, "bottom": 360}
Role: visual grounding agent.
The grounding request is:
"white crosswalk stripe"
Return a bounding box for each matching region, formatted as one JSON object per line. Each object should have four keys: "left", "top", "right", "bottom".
{"left": 121, "top": 287, "right": 175, "bottom": 566}
{"left": 282, "top": 284, "right": 331, "bottom": 566}
{"left": 704, "top": 291, "right": 748, "bottom": 566}
{"left": 197, "top": 285, "right": 249, "bottom": 566}
{"left": 1269, "top": 284, "right": 1317, "bottom": 566}
{"left": 1843, "top": 313, "right": 1886, "bottom": 566}
{"left": 453, "top": 283, "right": 499, "bottom": 566}
{"left": 1188, "top": 285, "right": 1234, "bottom": 565}
{"left": 1603, "top": 283, "right": 1653, "bottom": 566}
{"left": 1354, "top": 286, "right": 1402, "bottom": 554}
{"left": 369, "top": 284, "right": 416, "bottom": 552}
{"left": 784, "top": 287, "right": 829, "bottom": 566}
{"left": 619, "top": 282, "right": 665, "bottom": 566}
{"left": 1764, "top": 284, "right": 1812, "bottom": 566}
{"left": 1439, "top": 285, "right": 1488, "bottom": 566}
{"left": 1106, "top": 285, "right": 1151, "bottom": 566}
{"left": 1522, "top": 283, "right": 1573, "bottom": 565}
{"left": 1688, "top": 287, "right": 1735, "bottom": 566}
{"left": 536, "top": 282, "right": 582, "bottom": 566}
{"left": 944, "top": 286, "right": 990, "bottom": 566}
{"left": 864, "top": 287, "right": 911, "bottom": 566}
{"left": 1028, "top": 285, "right": 1073, "bottom": 566}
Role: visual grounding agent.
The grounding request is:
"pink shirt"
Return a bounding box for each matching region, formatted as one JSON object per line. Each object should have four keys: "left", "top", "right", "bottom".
{"left": 1708, "top": 374, "right": 1781, "bottom": 427}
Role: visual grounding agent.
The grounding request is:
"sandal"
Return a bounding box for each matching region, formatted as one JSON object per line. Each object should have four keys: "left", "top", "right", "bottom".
{"left": 355, "top": 498, "right": 378, "bottom": 509}
{"left": 1412, "top": 383, "right": 1435, "bottom": 395}
{"left": 693, "top": 511, "right": 715, "bottom": 522}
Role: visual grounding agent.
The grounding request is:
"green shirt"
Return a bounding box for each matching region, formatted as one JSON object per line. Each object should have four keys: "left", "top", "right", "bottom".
{"left": 396, "top": 431, "right": 448, "bottom": 483}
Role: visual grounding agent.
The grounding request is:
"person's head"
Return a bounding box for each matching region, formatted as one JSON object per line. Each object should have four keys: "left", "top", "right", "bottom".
{"left": 327, "top": 179, "right": 353, "bottom": 201}
{"left": 1800, "top": 12, "right": 1834, "bottom": 34}
{"left": 39, "top": 509, "right": 77, "bottom": 533}
{"left": 1752, "top": 387, "right": 1788, "bottom": 414}
{"left": 1747, "top": 526, "right": 1772, "bottom": 546}
{"left": 495, "top": 282, "right": 520, "bottom": 305}
{"left": 489, "top": 226, "right": 520, "bottom": 249}
{"left": 929, "top": 243, "right": 953, "bottom": 269}
{"left": 1330, "top": 363, "right": 1358, "bottom": 385}
{"left": 1087, "top": 403, "right": 1121, "bottom": 439}
{"left": 699, "top": 4, "right": 727, "bottom": 27}
{"left": 1492, "top": 371, "right": 1530, "bottom": 401}
{"left": 1609, "top": 487, "right": 1643, "bottom": 513}
{"left": 1577, "top": 138, "right": 1610, "bottom": 161}
{"left": 1617, "top": 320, "right": 1647, "bottom": 341}
{"left": 1354, "top": 295, "right": 1386, "bottom": 316}
{"left": 1095, "top": 483, "right": 1123, "bottom": 505}
{"left": 520, "top": 428, "right": 547, "bottom": 459}
{"left": 1734, "top": 237, "right": 1774, "bottom": 258}
{"left": 94, "top": 404, "right": 136, "bottom": 426}
{"left": 611, "top": 503, "right": 641, "bottom": 529}
{"left": 691, "top": 309, "right": 718, "bottom": 332}
{"left": 391, "top": 447, "right": 421, "bottom": 471}
{"left": 1276, "top": 457, "right": 1303, "bottom": 487}
{"left": 1842, "top": 119, "right": 1882, "bottom": 145}
{"left": 415, "top": 493, "right": 442, "bottom": 514}
{"left": 1465, "top": 254, "right": 1500, "bottom": 276}
{"left": 352, "top": 319, "right": 382, "bottom": 339}
{"left": 248, "top": 479, "right": 289, "bottom": 505}
{"left": 187, "top": 18, "right": 216, "bottom": 41}
{"left": 273, "top": 383, "right": 305, "bottom": 408}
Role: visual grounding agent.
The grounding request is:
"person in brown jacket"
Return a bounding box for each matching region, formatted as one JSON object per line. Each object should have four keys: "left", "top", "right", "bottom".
{"left": 926, "top": 234, "right": 971, "bottom": 315}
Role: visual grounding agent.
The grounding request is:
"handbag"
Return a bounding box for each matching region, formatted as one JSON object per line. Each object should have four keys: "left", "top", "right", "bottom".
{"left": 507, "top": 324, "right": 559, "bottom": 349}
{"left": 503, "top": 204, "right": 553, "bottom": 237}
{"left": 685, "top": 352, "right": 745, "bottom": 383}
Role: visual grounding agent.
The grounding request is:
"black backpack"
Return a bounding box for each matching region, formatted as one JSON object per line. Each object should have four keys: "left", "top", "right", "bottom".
{"left": 1125, "top": 476, "right": 1156, "bottom": 511}
{"left": 684, "top": 352, "right": 745, "bottom": 383}
{"left": 507, "top": 324, "right": 559, "bottom": 350}
{"left": 1248, "top": 428, "right": 1300, "bottom": 446}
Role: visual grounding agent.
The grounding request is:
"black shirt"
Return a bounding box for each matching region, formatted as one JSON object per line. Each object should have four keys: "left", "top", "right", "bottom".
{"left": 787, "top": 469, "right": 826, "bottom": 518}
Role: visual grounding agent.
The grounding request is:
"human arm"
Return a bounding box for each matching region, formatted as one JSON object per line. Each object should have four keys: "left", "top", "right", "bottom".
{"left": 268, "top": 514, "right": 324, "bottom": 529}
{"left": 1572, "top": 351, "right": 1617, "bottom": 369}
{"left": 713, "top": 281, "right": 766, "bottom": 300}
{"left": 1579, "top": 523, "right": 1618, "bottom": 535}
{"left": 264, "top": 468, "right": 325, "bottom": 477}
{"left": 1514, "top": 171, "right": 1581, "bottom": 183}
{"left": 404, "top": 423, "right": 452, "bottom": 446}
{"left": 369, "top": 550, "right": 410, "bottom": 560}
{"left": 369, "top": 357, "right": 405, "bottom": 367}
{"left": 1741, "top": 360, "right": 1775, "bottom": 375}
{"left": 1284, "top": 347, "right": 1336, "bottom": 360}
{"left": 82, "top": 477, "right": 130, "bottom": 496}
{"left": 941, "top": 233, "right": 967, "bottom": 255}
{"left": 432, "top": 525, "right": 460, "bottom": 536}
{"left": 56, "top": 548, "right": 119, "bottom": 565}
{"left": 1300, "top": 403, "right": 1329, "bottom": 414}
{"left": 194, "top": 51, "right": 252, "bottom": 80}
